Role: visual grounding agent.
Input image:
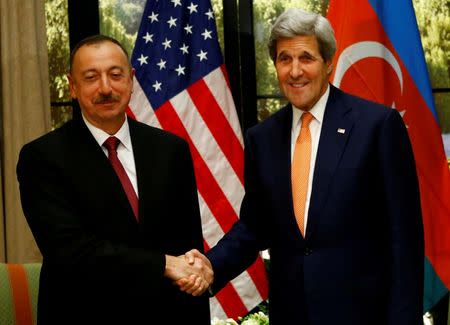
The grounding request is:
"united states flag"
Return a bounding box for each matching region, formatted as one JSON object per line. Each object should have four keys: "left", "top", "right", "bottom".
{"left": 128, "top": 0, "right": 268, "bottom": 320}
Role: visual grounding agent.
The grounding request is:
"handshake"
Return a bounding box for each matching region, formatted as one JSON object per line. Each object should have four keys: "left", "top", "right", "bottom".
{"left": 164, "top": 249, "right": 214, "bottom": 296}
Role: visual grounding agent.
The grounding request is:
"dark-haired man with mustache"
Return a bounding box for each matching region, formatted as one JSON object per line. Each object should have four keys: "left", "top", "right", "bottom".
{"left": 16, "top": 35, "right": 211, "bottom": 325}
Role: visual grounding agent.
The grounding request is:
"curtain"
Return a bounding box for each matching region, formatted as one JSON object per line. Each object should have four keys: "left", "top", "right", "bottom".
{"left": 0, "top": 154, "right": 4, "bottom": 262}
{"left": 0, "top": 0, "right": 51, "bottom": 262}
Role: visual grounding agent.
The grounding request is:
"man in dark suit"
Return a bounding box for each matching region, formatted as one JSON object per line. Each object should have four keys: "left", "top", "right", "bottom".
{"left": 182, "top": 8, "right": 424, "bottom": 325}
{"left": 17, "top": 35, "right": 211, "bottom": 324}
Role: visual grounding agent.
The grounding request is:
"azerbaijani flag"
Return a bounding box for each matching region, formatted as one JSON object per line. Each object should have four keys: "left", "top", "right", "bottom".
{"left": 327, "top": 0, "right": 450, "bottom": 312}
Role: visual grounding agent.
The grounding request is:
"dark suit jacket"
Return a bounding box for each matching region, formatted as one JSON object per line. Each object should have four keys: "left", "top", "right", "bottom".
{"left": 17, "top": 117, "right": 210, "bottom": 324}
{"left": 207, "top": 85, "right": 424, "bottom": 325}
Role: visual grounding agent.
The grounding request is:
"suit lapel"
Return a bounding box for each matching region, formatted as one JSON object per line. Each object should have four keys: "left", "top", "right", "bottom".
{"left": 306, "top": 86, "right": 354, "bottom": 239}
{"left": 128, "top": 119, "right": 159, "bottom": 228}
{"left": 267, "top": 106, "right": 304, "bottom": 240}
{"left": 279, "top": 107, "right": 295, "bottom": 213}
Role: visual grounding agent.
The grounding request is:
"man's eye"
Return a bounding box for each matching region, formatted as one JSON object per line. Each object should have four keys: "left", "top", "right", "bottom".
{"left": 299, "top": 55, "right": 315, "bottom": 63}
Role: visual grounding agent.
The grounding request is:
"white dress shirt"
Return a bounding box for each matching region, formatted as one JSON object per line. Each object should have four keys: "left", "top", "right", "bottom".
{"left": 82, "top": 114, "right": 139, "bottom": 197}
{"left": 290, "top": 85, "right": 330, "bottom": 232}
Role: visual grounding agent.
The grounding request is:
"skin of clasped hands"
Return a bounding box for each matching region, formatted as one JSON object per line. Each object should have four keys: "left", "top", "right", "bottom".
{"left": 164, "top": 250, "right": 214, "bottom": 296}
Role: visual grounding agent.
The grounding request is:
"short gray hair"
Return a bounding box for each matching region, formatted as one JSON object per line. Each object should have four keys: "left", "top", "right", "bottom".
{"left": 268, "top": 8, "right": 336, "bottom": 63}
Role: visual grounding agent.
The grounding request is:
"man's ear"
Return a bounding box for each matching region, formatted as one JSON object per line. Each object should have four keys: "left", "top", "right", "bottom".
{"left": 67, "top": 74, "right": 77, "bottom": 99}
{"left": 326, "top": 61, "right": 333, "bottom": 74}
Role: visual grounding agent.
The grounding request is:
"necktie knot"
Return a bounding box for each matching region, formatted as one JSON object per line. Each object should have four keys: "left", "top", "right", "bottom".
{"left": 103, "top": 136, "right": 120, "bottom": 153}
{"left": 301, "top": 112, "right": 313, "bottom": 128}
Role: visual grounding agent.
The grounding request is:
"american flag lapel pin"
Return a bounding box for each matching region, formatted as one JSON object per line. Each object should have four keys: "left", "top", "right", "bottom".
{"left": 337, "top": 128, "right": 346, "bottom": 134}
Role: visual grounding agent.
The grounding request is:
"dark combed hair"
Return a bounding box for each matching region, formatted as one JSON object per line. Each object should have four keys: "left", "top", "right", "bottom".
{"left": 69, "top": 34, "right": 130, "bottom": 71}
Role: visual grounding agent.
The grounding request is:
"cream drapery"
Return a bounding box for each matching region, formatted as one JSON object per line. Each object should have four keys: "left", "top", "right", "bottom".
{"left": 0, "top": 0, "right": 51, "bottom": 262}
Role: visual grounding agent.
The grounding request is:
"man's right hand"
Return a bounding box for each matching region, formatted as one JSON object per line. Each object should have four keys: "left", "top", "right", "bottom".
{"left": 164, "top": 253, "right": 213, "bottom": 296}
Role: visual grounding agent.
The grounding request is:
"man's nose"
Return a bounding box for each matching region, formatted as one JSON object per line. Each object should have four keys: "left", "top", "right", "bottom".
{"left": 99, "top": 76, "right": 112, "bottom": 94}
{"left": 290, "top": 60, "right": 303, "bottom": 79}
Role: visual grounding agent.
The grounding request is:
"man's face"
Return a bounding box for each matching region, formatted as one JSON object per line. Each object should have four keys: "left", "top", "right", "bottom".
{"left": 68, "top": 41, "right": 134, "bottom": 133}
{"left": 275, "top": 35, "right": 332, "bottom": 111}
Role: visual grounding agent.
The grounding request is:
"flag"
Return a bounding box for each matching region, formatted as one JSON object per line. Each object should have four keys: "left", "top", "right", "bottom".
{"left": 128, "top": 0, "right": 268, "bottom": 320}
{"left": 327, "top": 0, "right": 450, "bottom": 313}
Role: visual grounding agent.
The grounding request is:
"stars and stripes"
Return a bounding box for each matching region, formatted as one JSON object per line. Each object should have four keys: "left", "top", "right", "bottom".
{"left": 128, "top": 0, "right": 268, "bottom": 320}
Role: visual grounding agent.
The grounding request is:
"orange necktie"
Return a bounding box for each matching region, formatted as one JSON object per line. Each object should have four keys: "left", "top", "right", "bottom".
{"left": 292, "top": 112, "right": 313, "bottom": 236}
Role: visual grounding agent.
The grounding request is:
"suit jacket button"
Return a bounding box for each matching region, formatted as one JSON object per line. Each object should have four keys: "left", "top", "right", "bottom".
{"left": 304, "top": 247, "right": 312, "bottom": 256}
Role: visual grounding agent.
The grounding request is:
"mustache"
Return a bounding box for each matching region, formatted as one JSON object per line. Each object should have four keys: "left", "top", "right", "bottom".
{"left": 93, "top": 94, "right": 120, "bottom": 104}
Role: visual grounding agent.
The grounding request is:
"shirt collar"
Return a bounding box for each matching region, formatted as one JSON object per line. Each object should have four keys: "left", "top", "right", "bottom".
{"left": 292, "top": 84, "right": 330, "bottom": 130}
{"left": 82, "top": 114, "right": 132, "bottom": 152}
